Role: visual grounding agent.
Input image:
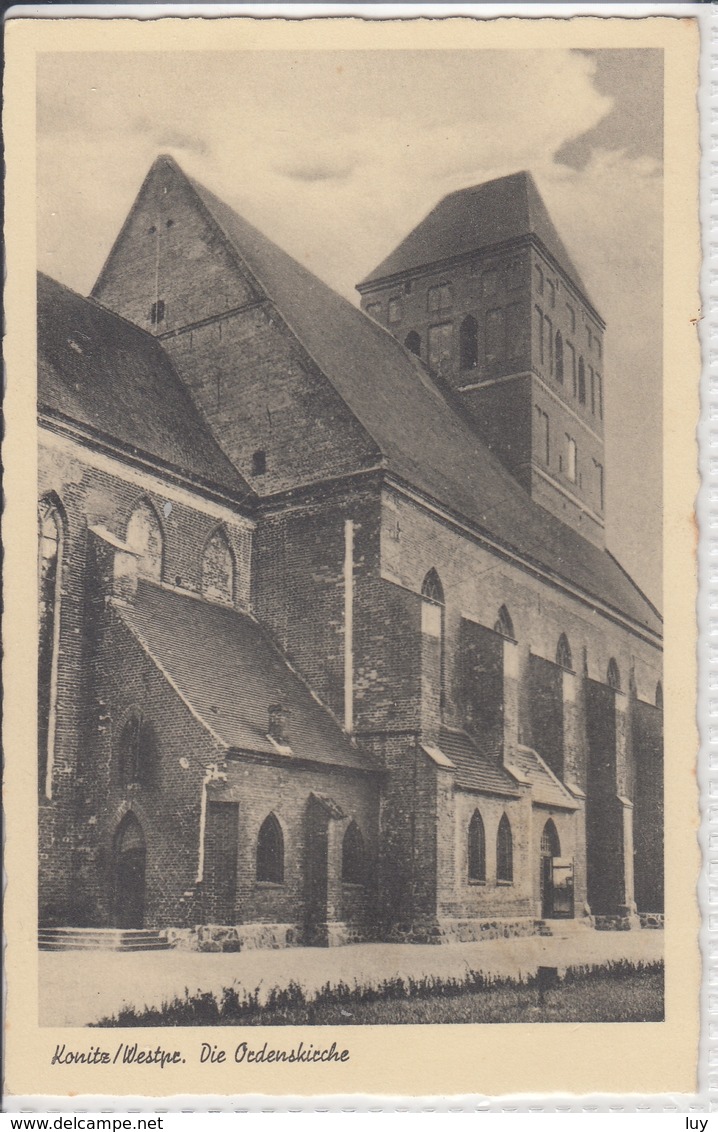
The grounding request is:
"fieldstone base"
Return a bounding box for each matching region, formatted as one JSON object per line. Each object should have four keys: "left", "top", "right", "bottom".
{"left": 385, "top": 917, "right": 557, "bottom": 945}
{"left": 593, "top": 913, "right": 642, "bottom": 932}
{"left": 166, "top": 923, "right": 302, "bottom": 952}
{"left": 638, "top": 912, "right": 665, "bottom": 929}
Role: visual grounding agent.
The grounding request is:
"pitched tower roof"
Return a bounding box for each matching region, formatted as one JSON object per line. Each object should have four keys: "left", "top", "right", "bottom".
{"left": 358, "top": 170, "right": 597, "bottom": 315}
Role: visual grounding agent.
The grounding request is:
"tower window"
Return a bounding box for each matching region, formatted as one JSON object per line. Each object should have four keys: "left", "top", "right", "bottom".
{"left": 535, "top": 265, "right": 544, "bottom": 295}
{"left": 428, "top": 283, "right": 452, "bottom": 313}
{"left": 496, "top": 814, "right": 513, "bottom": 883}
{"left": 505, "top": 303, "right": 525, "bottom": 361}
{"left": 596, "top": 372, "right": 604, "bottom": 420}
{"left": 459, "top": 316, "right": 479, "bottom": 370}
{"left": 566, "top": 435, "right": 577, "bottom": 483}
{"left": 404, "top": 331, "right": 421, "bottom": 357}
{"left": 567, "top": 342, "right": 577, "bottom": 396}
{"left": 555, "top": 331, "right": 564, "bottom": 383}
{"left": 506, "top": 260, "right": 524, "bottom": 291}
{"left": 566, "top": 304, "right": 576, "bottom": 333}
{"left": 594, "top": 460, "right": 605, "bottom": 510}
{"left": 547, "top": 280, "right": 555, "bottom": 309}
{"left": 252, "top": 450, "right": 267, "bottom": 475}
{"left": 535, "top": 406, "right": 550, "bottom": 465}
{"left": 607, "top": 658, "right": 622, "bottom": 691}
{"left": 150, "top": 300, "right": 165, "bottom": 325}
{"left": 365, "top": 302, "right": 382, "bottom": 320}
{"left": 428, "top": 323, "right": 452, "bottom": 372}
{"left": 535, "top": 306, "right": 544, "bottom": 365}
{"left": 578, "top": 358, "right": 586, "bottom": 405}
{"left": 421, "top": 568, "right": 444, "bottom": 637}
{"left": 544, "top": 316, "right": 554, "bottom": 375}
{"left": 388, "top": 297, "right": 402, "bottom": 324}
{"left": 590, "top": 366, "right": 596, "bottom": 414}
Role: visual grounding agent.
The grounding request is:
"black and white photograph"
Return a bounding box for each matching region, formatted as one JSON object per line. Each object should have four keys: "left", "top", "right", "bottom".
{"left": 2, "top": 9, "right": 701, "bottom": 1101}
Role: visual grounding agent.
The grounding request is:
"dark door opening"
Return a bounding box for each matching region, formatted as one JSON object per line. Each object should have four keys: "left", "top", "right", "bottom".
{"left": 540, "top": 819, "right": 563, "bottom": 918}
{"left": 114, "top": 815, "right": 146, "bottom": 929}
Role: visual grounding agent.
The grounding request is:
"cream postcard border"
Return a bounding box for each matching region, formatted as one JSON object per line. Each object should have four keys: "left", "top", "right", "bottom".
{"left": 2, "top": 9, "right": 701, "bottom": 1102}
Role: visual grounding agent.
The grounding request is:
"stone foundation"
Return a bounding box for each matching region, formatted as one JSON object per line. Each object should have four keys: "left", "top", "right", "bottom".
{"left": 638, "top": 912, "right": 665, "bottom": 930}
{"left": 165, "top": 921, "right": 375, "bottom": 952}
{"left": 593, "top": 912, "right": 642, "bottom": 932}
{"left": 386, "top": 916, "right": 556, "bottom": 945}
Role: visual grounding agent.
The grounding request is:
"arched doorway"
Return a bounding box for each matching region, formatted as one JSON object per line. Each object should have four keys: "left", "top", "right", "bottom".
{"left": 114, "top": 814, "right": 146, "bottom": 929}
{"left": 540, "top": 819, "right": 561, "bottom": 918}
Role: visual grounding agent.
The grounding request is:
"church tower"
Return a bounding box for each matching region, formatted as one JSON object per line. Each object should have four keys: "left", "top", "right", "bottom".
{"left": 357, "top": 171, "right": 607, "bottom": 547}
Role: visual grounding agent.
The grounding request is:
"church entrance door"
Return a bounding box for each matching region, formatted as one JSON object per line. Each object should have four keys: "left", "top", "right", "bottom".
{"left": 114, "top": 814, "right": 146, "bottom": 929}
{"left": 540, "top": 819, "right": 561, "bottom": 919}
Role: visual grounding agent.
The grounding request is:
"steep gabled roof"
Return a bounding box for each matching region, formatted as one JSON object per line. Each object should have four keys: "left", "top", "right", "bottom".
{"left": 359, "top": 170, "right": 596, "bottom": 312}
{"left": 511, "top": 746, "right": 579, "bottom": 810}
{"left": 436, "top": 727, "right": 520, "bottom": 796}
{"left": 102, "top": 157, "right": 659, "bottom": 638}
{"left": 117, "top": 581, "right": 373, "bottom": 773}
{"left": 38, "top": 272, "right": 253, "bottom": 501}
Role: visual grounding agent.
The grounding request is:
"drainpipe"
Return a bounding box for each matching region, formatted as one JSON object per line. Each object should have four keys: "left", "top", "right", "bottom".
{"left": 344, "top": 519, "right": 354, "bottom": 734}
{"left": 196, "top": 762, "right": 227, "bottom": 883}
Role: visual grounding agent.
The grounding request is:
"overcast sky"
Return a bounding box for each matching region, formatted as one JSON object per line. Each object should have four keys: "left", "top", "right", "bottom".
{"left": 36, "top": 48, "right": 663, "bottom": 607}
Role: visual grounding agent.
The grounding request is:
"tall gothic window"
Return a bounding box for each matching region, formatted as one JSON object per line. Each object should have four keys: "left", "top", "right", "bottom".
{"left": 342, "top": 821, "right": 366, "bottom": 885}
{"left": 201, "top": 527, "right": 235, "bottom": 605}
{"left": 38, "top": 497, "right": 64, "bottom": 798}
{"left": 126, "top": 499, "right": 163, "bottom": 581}
{"left": 555, "top": 330, "right": 564, "bottom": 383}
{"left": 556, "top": 633, "right": 573, "bottom": 670}
{"left": 118, "top": 712, "right": 157, "bottom": 786}
{"left": 496, "top": 814, "right": 514, "bottom": 882}
{"left": 578, "top": 358, "right": 586, "bottom": 405}
{"left": 607, "top": 658, "right": 622, "bottom": 691}
{"left": 421, "top": 569, "right": 445, "bottom": 712}
{"left": 494, "top": 604, "right": 514, "bottom": 639}
{"left": 459, "top": 315, "right": 479, "bottom": 370}
{"left": 256, "top": 813, "right": 284, "bottom": 883}
{"left": 468, "top": 809, "right": 486, "bottom": 882}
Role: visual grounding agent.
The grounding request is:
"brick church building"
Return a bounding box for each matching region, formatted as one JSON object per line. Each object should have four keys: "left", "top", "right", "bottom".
{"left": 38, "top": 155, "right": 663, "bottom": 947}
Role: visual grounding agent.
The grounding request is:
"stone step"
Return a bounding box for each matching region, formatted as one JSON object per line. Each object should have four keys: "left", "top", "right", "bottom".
{"left": 38, "top": 927, "right": 171, "bottom": 952}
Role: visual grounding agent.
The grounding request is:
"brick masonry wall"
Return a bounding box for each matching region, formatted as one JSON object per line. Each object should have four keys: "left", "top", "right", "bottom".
{"left": 38, "top": 433, "right": 253, "bottom": 925}
{"left": 213, "top": 756, "right": 379, "bottom": 931}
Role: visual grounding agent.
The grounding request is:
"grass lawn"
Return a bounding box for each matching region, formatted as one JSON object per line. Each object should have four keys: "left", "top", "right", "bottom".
{"left": 96, "top": 959, "right": 663, "bottom": 1026}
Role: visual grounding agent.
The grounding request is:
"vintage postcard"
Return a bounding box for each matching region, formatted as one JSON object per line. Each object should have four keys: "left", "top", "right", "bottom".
{"left": 2, "top": 9, "right": 702, "bottom": 1103}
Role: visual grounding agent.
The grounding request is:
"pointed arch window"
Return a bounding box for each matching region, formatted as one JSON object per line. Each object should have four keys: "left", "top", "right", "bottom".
{"left": 118, "top": 711, "right": 156, "bottom": 786}
{"left": 256, "top": 813, "right": 284, "bottom": 883}
{"left": 342, "top": 821, "right": 366, "bottom": 885}
{"left": 421, "top": 569, "right": 444, "bottom": 637}
{"left": 578, "top": 358, "right": 586, "bottom": 405}
{"left": 126, "top": 500, "right": 163, "bottom": 581}
{"left": 494, "top": 604, "right": 514, "bottom": 640}
{"left": 201, "top": 527, "right": 235, "bottom": 605}
{"left": 404, "top": 331, "right": 421, "bottom": 357}
{"left": 468, "top": 810, "right": 486, "bottom": 882}
{"left": 555, "top": 330, "right": 564, "bottom": 383}
{"left": 38, "top": 497, "right": 64, "bottom": 798}
{"left": 607, "top": 658, "right": 621, "bottom": 691}
{"left": 496, "top": 814, "right": 514, "bottom": 882}
{"left": 556, "top": 633, "right": 573, "bottom": 671}
{"left": 460, "top": 315, "right": 479, "bottom": 371}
